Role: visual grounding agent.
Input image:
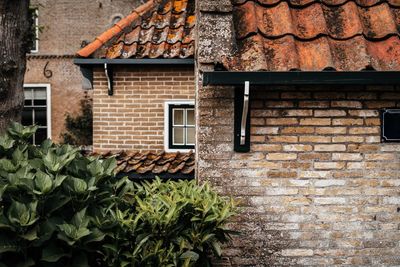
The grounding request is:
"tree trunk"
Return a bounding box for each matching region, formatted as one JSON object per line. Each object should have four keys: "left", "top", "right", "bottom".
{"left": 0, "top": 0, "right": 31, "bottom": 133}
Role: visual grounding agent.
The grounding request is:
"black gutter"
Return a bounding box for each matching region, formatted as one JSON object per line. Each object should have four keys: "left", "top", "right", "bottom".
{"left": 74, "top": 58, "right": 194, "bottom": 66}
{"left": 203, "top": 71, "right": 400, "bottom": 86}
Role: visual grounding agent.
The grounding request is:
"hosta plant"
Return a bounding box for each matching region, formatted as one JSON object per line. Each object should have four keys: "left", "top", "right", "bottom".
{"left": 0, "top": 123, "right": 237, "bottom": 267}
{"left": 0, "top": 122, "right": 129, "bottom": 267}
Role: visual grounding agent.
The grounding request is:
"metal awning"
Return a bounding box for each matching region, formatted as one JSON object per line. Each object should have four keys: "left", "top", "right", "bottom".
{"left": 203, "top": 71, "right": 400, "bottom": 86}
{"left": 73, "top": 58, "right": 194, "bottom": 66}
{"left": 73, "top": 58, "right": 194, "bottom": 94}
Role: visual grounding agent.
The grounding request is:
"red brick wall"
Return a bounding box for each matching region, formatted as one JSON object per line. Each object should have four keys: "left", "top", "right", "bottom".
{"left": 92, "top": 65, "right": 195, "bottom": 152}
{"left": 197, "top": 85, "right": 400, "bottom": 266}
{"left": 24, "top": 57, "right": 89, "bottom": 143}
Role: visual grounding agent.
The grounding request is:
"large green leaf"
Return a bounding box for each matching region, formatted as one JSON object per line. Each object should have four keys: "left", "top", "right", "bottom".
{"left": 34, "top": 171, "right": 53, "bottom": 194}
{"left": 43, "top": 150, "right": 61, "bottom": 173}
{"left": 42, "top": 244, "right": 68, "bottom": 262}
{"left": 7, "top": 201, "right": 38, "bottom": 227}
{"left": 7, "top": 122, "right": 38, "bottom": 140}
{"left": 0, "top": 159, "right": 17, "bottom": 172}
{"left": 21, "top": 227, "right": 38, "bottom": 241}
{"left": 0, "top": 134, "right": 14, "bottom": 150}
{"left": 65, "top": 177, "right": 87, "bottom": 193}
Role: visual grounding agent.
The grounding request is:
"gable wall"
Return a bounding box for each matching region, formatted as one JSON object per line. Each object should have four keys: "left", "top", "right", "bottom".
{"left": 196, "top": 1, "right": 400, "bottom": 265}
{"left": 92, "top": 65, "right": 195, "bottom": 152}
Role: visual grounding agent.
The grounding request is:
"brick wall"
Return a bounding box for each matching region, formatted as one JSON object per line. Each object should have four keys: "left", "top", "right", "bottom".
{"left": 24, "top": 1, "right": 143, "bottom": 143}
{"left": 30, "top": 0, "right": 141, "bottom": 55}
{"left": 93, "top": 65, "right": 195, "bottom": 152}
{"left": 197, "top": 85, "right": 400, "bottom": 266}
{"left": 24, "top": 57, "right": 89, "bottom": 143}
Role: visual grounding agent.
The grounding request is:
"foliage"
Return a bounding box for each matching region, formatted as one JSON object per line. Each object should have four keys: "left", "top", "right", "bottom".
{"left": 61, "top": 92, "right": 93, "bottom": 146}
{"left": 105, "top": 179, "right": 237, "bottom": 267}
{"left": 0, "top": 123, "right": 236, "bottom": 267}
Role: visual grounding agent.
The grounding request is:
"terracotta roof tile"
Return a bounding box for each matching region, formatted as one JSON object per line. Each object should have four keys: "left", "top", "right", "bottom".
{"left": 94, "top": 151, "right": 195, "bottom": 178}
{"left": 77, "top": 0, "right": 195, "bottom": 59}
{"left": 223, "top": 0, "right": 400, "bottom": 71}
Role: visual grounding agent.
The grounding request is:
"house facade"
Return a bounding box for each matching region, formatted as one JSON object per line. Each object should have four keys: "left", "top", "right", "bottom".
{"left": 76, "top": 0, "right": 195, "bottom": 153}
{"left": 24, "top": 0, "right": 141, "bottom": 144}
{"left": 197, "top": 0, "right": 400, "bottom": 266}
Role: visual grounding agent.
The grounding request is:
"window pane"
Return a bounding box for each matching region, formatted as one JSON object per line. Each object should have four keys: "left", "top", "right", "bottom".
{"left": 187, "top": 128, "right": 195, "bottom": 145}
{"left": 173, "top": 127, "right": 184, "bottom": 145}
{"left": 22, "top": 108, "right": 33, "bottom": 126}
{"left": 34, "top": 108, "right": 47, "bottom": 126}
{"left": 33, "top": 88, "right": 46, "bottom": 99}
{"left": 186, "top": 109, "right": 195, "bottom": 126}
{"left": 35, "top": 128, "right": 47, "bottom": 144}
{"left": 33, "top": 99, "right": 47, "bottom": 106}
{"left": 24, "top": 89, "right": 33, "bottom": 99}
{"left": 173, "top": 109, "right": 184, "bottom": 125}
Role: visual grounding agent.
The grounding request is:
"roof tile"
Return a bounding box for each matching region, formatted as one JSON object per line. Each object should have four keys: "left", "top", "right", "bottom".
{"left": 77, "top": 0, "right": 195, "bottom": 59}
{"left": 224, "top": 0, "right": 400, "bottom": 71}
{"left": 94, "top": 151, "right": 195, "bottom": 177}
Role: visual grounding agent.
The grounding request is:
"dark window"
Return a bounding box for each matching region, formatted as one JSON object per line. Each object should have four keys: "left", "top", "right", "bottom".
{"left": 22, "top": 86, "right": 49, "bottom": 145}
{"left": 382, "top": 109, "right": 400, "bottom": 142}
{"left": 29, "top": 8, "right": 39, "bottom": 53}
{"left": 168, "top": 104, "right": 195, "bottom": 149}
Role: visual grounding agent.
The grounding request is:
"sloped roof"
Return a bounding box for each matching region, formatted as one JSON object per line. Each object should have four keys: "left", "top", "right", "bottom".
{"left": 222, "top": 0, "right": 400, "bottom": 71}
{"left": 77, "top": 0, "right": 195, "bottom": 59}
{"left": 93, "top": 151, "right": 195, "bottom": 179}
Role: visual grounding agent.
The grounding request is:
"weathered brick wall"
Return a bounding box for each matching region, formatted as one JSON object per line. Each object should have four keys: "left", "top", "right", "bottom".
{"left": 30, "top": 0, "right": 141, "bottom": 55}
{"left": 92, "top": 65, "right": 195, "bottom": 152}
{"left": 197, "top": 85, "right": 400, "bottom": 266}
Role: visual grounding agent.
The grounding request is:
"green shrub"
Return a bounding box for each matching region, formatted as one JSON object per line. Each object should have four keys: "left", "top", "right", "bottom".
{"left": 0, "top": 122, "right": 130, "bottom": 267}
{"left": 0, "top": 123, "right": 236, "bottom": 267}
{"left": 105, "top": 179, "right": 237, "bottom": 267}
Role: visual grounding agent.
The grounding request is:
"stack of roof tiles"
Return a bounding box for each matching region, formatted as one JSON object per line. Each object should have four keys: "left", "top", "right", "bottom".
{"left": 94, "top": 151, "right": 195, "bottom": 179}
{"left": 223, "top": 0, "right": 400, "bottom": 71}
{"left": 77, "top": 0, "right": 195, "bottom": 59}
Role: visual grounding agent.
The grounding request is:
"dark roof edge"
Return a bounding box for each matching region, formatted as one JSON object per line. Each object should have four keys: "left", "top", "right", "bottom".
{"left": 203, "top": 71, "right": 400, "bottom": 86}
{"left": 74, "top": 58, "right": 194, "bottom": 66}
{"left": 116, "top": 172, "right": 194, "bottom": 181}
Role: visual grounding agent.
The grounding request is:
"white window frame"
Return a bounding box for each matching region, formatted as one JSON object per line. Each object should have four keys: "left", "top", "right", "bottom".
{"left": 23, "top": 84, "right": 51, "bottom": 140}
{"left": 30, "top": 8, "right": 39, "bottom": 53}
{"left": 164, "top": 100, "right": 195, "bottom": 152}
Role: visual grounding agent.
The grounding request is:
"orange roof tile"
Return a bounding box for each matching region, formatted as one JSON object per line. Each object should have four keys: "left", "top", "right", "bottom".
{"left": 94, "top": 151, "right": 195, "bottom": 179}
{"left": 223, "top": 0, "right": 400, "bottom": 71}
{"left": 77, "top": 0, "right": 195, "bottom": 59}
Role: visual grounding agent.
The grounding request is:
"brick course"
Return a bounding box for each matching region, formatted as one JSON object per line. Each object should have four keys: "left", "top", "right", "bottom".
{"left": 197, "top": 85, "right": 400, "bottom": 266}
{"left": 93, "top": 65, "right": 194, "bottom": 152}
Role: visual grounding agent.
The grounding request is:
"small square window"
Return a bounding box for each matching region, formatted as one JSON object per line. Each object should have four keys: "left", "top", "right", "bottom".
{"left": 166, "top": 102, "right": 195, "bottom": 150}
{"left": 382, "top": 109, "right": 400, "bottom": 142}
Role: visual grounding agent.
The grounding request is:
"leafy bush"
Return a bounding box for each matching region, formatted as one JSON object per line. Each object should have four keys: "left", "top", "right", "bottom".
{"left": 0, "top": 122, "right": 127, "bottom": 267}
{"left": 105, "top": 179, "right": 237, "bottom": 267}
{"left": 0, "top": 123, "right": 236, "bottom": 267}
